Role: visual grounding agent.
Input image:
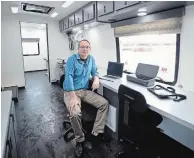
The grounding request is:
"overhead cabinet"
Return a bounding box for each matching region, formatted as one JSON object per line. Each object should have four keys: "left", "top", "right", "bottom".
{"left": 97, "top": 1, "right": 146, "bottom": 22}
{"left": 97, "top": 1, "right": 191, "bottom": 23}
{"left": 75, "top": 10, "right": 84, "bottom": 25}
{"left": 59, "top": 1, "right": 194, "bottom": 32}
{"left": 59, "top": 18, "right": 68, "bottom": 31}
{"left": 68, "top": 15, "right": 75, "bottom": 27}
{"left": 59, "top": 2, "right": 97, "bottom": 32}
{"left": 64, "top": 19, "right": 69, "bottom": 29}
{"left": 59, "top": 20, "right": 64, "bottom": 31}
{"left": 83, "top": 3, "right": 95, "bottom": 22}
{"left": 97, "top": 1, "right": 114, "bottom": 17}
{"left": 114, "top": 1, "right": 140, "bottom": 11}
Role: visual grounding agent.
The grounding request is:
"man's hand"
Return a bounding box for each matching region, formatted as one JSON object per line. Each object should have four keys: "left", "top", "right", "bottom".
{"left": 92, "top": 76, "right": 99, "bottom": 91}
{"left": 68, "top": 92, "right": 80, "bottom": 115}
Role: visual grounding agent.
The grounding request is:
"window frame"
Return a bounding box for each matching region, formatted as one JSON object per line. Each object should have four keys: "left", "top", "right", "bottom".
{"left": 22, "top": 41, "right": 40, "bottom": 56}
{"left": 116, "top": 34, "right": 180, "bottom": 86}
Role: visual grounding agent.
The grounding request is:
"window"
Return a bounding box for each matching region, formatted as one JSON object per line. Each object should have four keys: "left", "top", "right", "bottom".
{"left": 117, "top": 34, "right": 180, "bottom": 85}
{"left": 22, "top": 41, "right": 40, "bottom": 56}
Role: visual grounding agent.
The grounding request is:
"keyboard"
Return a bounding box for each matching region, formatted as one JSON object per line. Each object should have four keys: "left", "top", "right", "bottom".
{"left": 103, "top": 75, "right": 120, "bottom": 79}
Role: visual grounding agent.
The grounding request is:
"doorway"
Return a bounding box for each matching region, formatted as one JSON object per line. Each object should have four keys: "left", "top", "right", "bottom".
{"left": 19, "top": 22, "right": 50, "bottom": 83}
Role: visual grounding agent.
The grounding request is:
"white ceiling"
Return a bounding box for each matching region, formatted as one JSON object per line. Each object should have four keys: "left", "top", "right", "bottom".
{"left": 1, "top": 1, "right": 90, "bottom": 20}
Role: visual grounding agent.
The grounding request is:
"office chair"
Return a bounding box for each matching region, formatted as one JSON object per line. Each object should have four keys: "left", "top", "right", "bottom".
{"left": 117, "top": 84, "right": 163, "bottom": 158}
{"left": 59, "top": 74, "right": 65, "bottom": 89}
{"left": 63, "top": 101, "right": 97, "bottom": 142}
{"left": 63, "top": 79, "right": 97, "bottom": 142}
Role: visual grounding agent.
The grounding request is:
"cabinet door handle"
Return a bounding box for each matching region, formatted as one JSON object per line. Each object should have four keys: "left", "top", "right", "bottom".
{"left": 78, "top": 17, "right": 79, "bottom": 23}
{"left": 124, "top": 1, "right": 127, "bottom": 5}
{"left": 104, "top": 6, "right": 106, "bottom": 13}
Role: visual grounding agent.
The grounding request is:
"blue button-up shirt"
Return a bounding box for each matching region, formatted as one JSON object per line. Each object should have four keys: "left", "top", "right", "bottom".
{"left": 63, "top": 53, "right": 99, "bottom": 91}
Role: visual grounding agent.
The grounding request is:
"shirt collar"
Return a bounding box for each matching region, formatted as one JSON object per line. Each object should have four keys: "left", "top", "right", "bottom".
{"left": 76, "top": 53, "right": 81, "bottom": 60}
{"left": 76, "top": 53, "right": 90, "bottom": 63}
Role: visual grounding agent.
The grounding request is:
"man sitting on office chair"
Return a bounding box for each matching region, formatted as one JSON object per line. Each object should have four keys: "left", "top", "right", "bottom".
{"left": 63, "top": 39, "right": 109, "bottom": 157}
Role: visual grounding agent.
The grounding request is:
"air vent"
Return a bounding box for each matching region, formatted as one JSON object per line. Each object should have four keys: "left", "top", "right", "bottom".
{"left": 21, "top": 3, "right": 54, "bottom": 14}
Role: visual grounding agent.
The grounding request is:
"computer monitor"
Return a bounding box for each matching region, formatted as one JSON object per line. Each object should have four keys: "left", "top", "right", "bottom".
{"left": 107, "top": 62, "right": 124, "bottom": 77}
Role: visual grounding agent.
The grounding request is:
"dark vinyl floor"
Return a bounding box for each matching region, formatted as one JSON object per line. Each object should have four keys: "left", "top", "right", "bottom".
{"left": 16, "top": 71, "right": 75, "bottom": 158}
{"left": 15, "top": 71, "right": 124, "bottom": 158}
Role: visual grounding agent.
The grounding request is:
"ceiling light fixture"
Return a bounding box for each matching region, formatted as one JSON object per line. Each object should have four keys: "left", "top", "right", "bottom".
{"left": 50, "top": 12, "right": 58, "bottom": 18}
{"left": 137, "top": 7, "right": 147, "bottom": 16}
{"left": 61, "top": 1, "right": 74, "bottom": 8}
{"left": 84, "top": 25, "right": 89, "bottom": 30}
{"left": 11, "top": 6, "right": 19, "bottom": 14}
{"left": 72, "top": 27, "right": 83, "bottom": 33}
{"left": 72, "top": 28, "right": 79, "bottom": 32}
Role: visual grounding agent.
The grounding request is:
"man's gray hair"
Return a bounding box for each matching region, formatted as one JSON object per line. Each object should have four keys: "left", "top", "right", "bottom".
{"left": 78, "top": 39, "right": 91, "bottom": 48}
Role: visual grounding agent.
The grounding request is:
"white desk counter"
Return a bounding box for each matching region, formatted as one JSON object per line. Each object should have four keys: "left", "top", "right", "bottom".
{"left": 99, "top": 75, "right": 194, "bottom": 131}
{"left": 1, "top": 91, "right": 12, "bottom": 157}
{"left": 99, "top": 75, "right": 194, "bottom": 150}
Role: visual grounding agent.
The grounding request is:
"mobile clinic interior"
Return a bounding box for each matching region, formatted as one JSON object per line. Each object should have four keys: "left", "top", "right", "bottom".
{"left": 1, "top": 1, "right": 194, "bottom": 158}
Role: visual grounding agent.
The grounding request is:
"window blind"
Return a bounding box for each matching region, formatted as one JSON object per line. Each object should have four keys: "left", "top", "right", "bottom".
{"left": 114, "top": 17, "right": 182, "bottom": 37}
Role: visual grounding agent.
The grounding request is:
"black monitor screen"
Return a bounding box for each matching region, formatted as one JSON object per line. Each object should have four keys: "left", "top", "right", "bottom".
{"left": 107, "top": 62, "right": 124, "bottom": 77}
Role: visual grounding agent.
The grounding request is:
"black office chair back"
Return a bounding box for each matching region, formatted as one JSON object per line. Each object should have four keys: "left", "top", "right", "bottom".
{"left": 118, "top": 85, "right": 163, "bottom": 158}
{"left": 60, "top": 74, "right": 94, "bottom": 91}
{"left": 60, "top": 74, "right": 65, "bottom": 89}
{"left": 118, "top": 84, "right": 148, "bottom": 113}
{"left": 118, "top": 84, "right": 149, "bottom": 142}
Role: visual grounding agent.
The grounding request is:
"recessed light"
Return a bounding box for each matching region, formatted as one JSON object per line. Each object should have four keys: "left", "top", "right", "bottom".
{"left": 61, "top": 1, "right": 74, "bottom": 8}
{"left": 72, "top": 28, "right": 79, "bottom": 32}
{"left": 84, "top": 25, "right": 89, "bottom": 30}
{"left": 11, "top": 6, "right": 19, "bottom": 14}
{"left": 50, "top": 12, "right": 58, "bottom": 18}
{"left": 137, "top": 12, "right": 147, "bottom": 16}
{"left": 138, "top": 7, "right": 147, "bottom": 12}
{"left": 137, "top": 7, "right": 147, "bottom": 16}
{"left": 73, "top": 27, "right": 83, "bottom": 33}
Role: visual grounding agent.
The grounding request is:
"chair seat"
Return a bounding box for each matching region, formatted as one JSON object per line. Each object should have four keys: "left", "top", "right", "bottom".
{"left": 128, "top": 109, "right": 163, "bottom": 129}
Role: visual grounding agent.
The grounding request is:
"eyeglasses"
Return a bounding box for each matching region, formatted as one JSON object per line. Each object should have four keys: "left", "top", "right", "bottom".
{"left": 79, "top": 46, "right": 90, "bottom": 49}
